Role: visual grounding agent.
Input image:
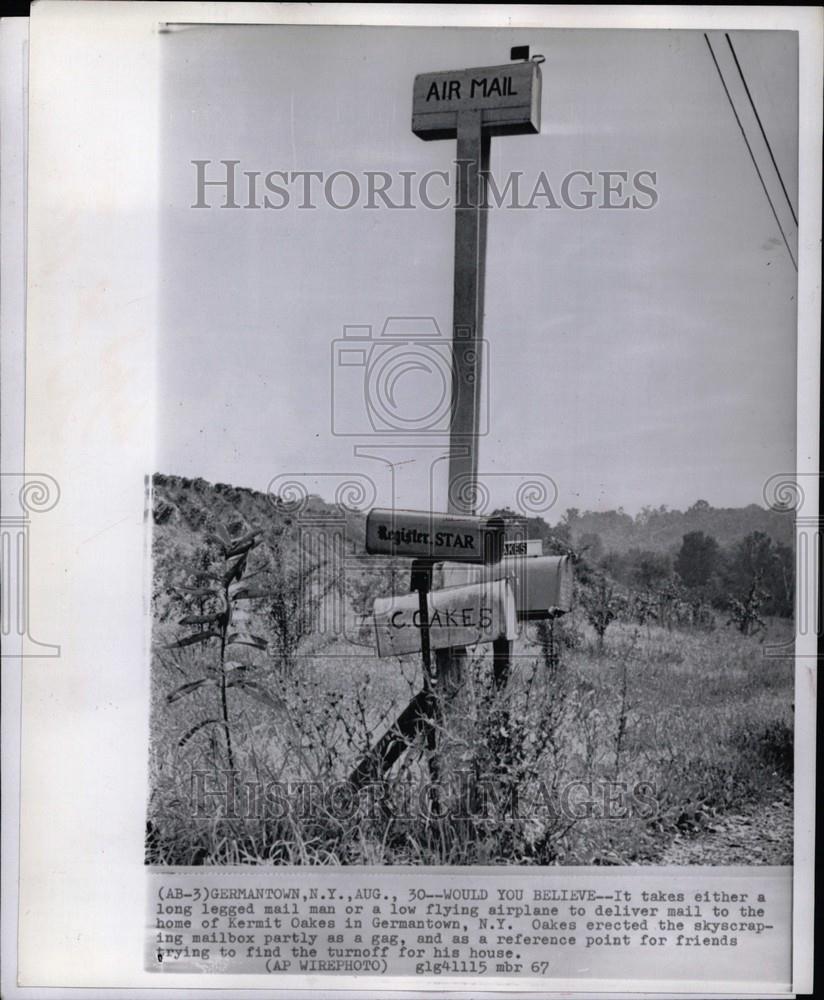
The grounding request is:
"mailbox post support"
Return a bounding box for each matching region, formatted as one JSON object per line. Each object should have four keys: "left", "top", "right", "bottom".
{"left": 409, "top": 559, "right": 436, "bottom": 686}
{"left": 347, "top": 688, "right": 436, "bottom": 790}
{"left": 349, "top": 559, "right": 440, "bottom": 792}
{"left": 436, "top": 110, "right": 493, "bottom": 698}
{"left": 410, "top": 558, "right": 443, "bottom": 797}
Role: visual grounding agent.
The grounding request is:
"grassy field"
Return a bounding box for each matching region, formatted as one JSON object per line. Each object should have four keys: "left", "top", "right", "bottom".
{"left": 146, "top": 608, "right": 794, "bottom": 866}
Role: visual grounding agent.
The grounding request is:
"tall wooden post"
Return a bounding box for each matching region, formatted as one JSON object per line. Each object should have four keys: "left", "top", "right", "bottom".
{"left": 413, "top": 55, "right": 542, "bottom": 695}
{"left": 435, "top": 112, "right": 490, "bottom": 695}
{"left": 448, "top": 111, "right": 489, "bottom": 508}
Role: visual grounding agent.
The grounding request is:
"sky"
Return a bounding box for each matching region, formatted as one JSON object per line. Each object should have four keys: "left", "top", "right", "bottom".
{"left": 158, "top": 25, "right": 798, "bottom": 521}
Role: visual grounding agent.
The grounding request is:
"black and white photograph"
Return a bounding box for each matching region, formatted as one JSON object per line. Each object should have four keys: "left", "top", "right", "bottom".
{"left": 3, "top": 4, "right": 819, "bottom": 995}
{"left": 147, "top": 24, "right": 798, "bottom": 868}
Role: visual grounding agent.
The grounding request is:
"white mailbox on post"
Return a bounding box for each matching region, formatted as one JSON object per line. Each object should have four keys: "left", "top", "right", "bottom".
{"left": 372, "top": 578, "right": 517, "bottom": 658}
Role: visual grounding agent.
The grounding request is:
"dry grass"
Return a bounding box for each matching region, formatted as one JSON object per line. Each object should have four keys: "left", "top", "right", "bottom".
{"left": 146, "top": 612, "right": 793, "bottom": 866}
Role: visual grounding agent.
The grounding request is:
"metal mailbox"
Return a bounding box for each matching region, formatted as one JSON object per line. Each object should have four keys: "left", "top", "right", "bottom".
{"left": 371, "top": 578, "right": 516, "bottom": 658}
{"left": 365, "top": 508, "right": 504, "bottom": 563}
{"left": 438, "top": 554, "right": 573, "bottom": 620}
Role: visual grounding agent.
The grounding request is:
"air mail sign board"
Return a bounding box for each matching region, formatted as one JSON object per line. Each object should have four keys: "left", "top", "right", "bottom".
{"left": 372, "top": 578, "right": 516, "bottom": 658}
{"left": 365, "top": 508, "right": 504, "bottom": 563}
{"left": 412, "top": 61, "right": 541, "bottom": 140}
{"left": 440, "top": 554, "right": 573, "bottom": 620}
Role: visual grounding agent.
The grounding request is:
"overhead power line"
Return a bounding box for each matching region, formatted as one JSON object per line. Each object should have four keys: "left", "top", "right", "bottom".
{"left": 725, "top": 32, "right": 798, "bottom": 228}
{"left": 703, "top": 33, "right": 797, "bottom": 272}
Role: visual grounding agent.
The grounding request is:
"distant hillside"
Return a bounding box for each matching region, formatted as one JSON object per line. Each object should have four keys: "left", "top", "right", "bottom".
{"left": 149, "top": 473, "right": 371, "bottom": 620}
{"left": 562, "top": 501, "right": 793, "bottom": 557}
{"left": 151, "top": 475, "right": 794, "bottom": 565}
{"left": 150, "top": 472, "right": 353, "bottom": 546}
{"left": 149, "top": 474, "right": 795, "bottom": 636}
